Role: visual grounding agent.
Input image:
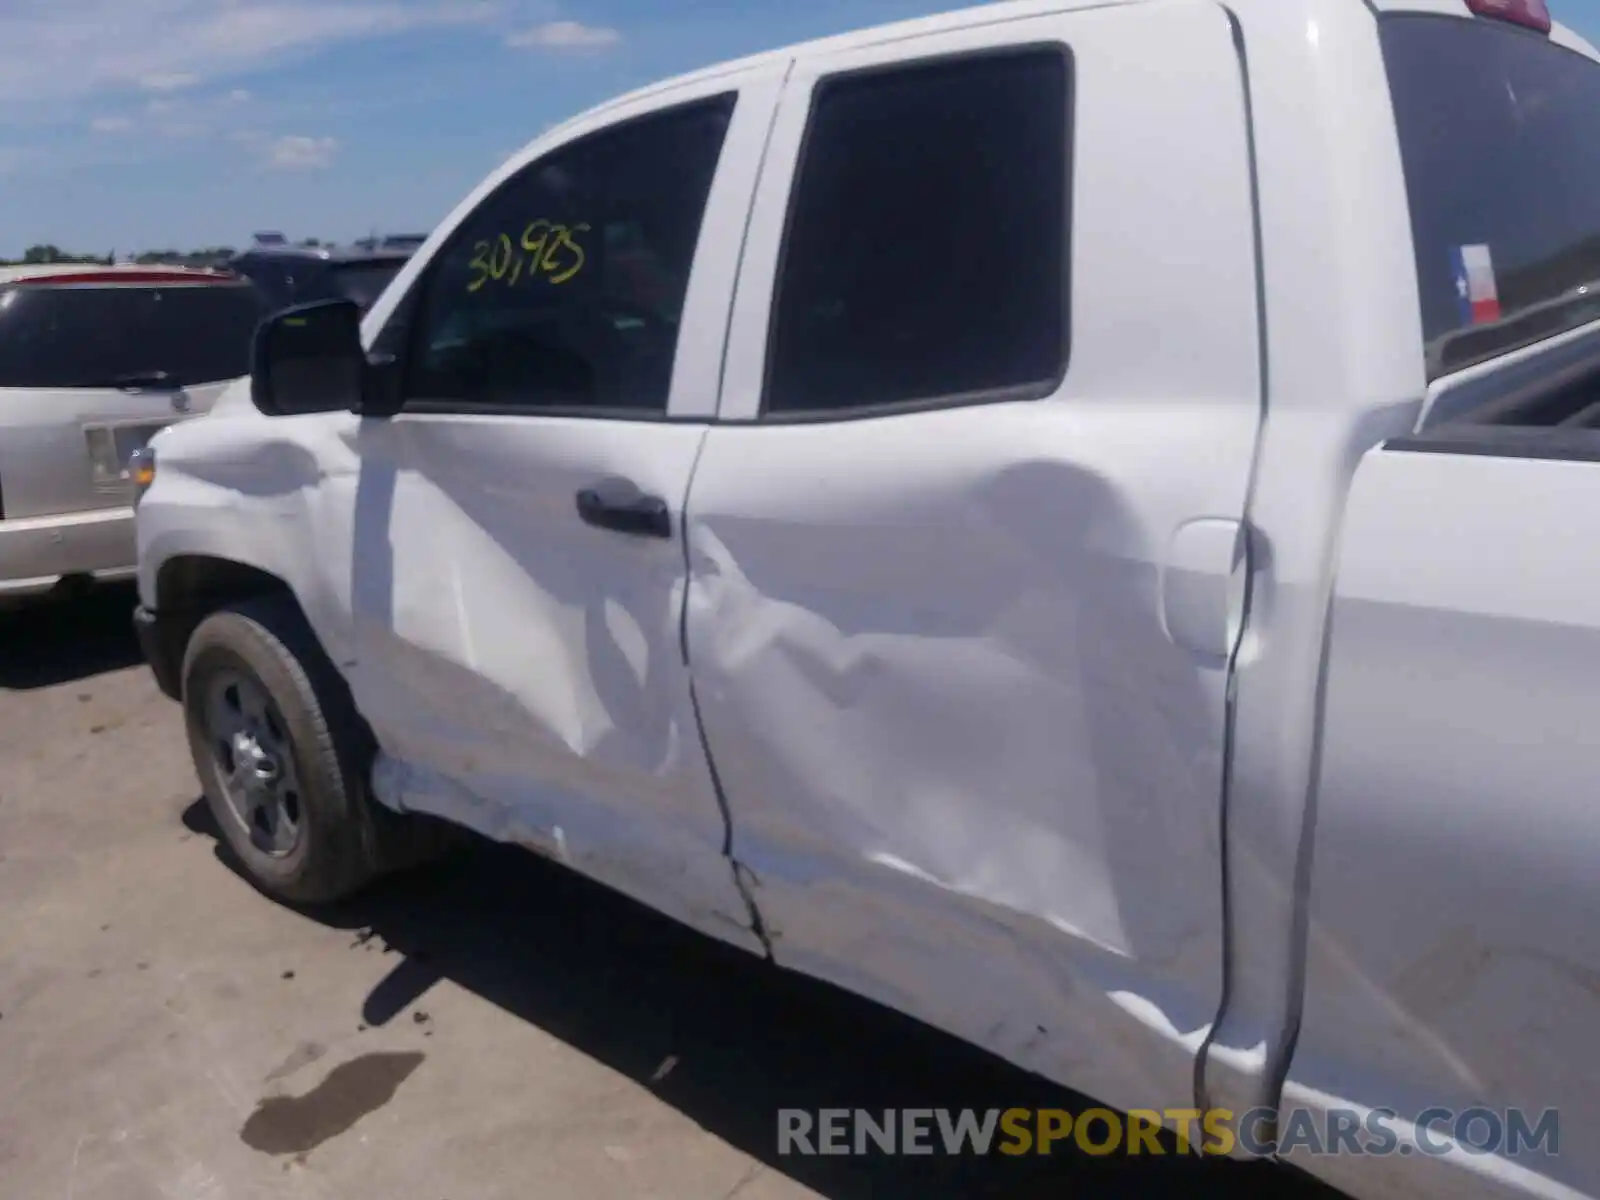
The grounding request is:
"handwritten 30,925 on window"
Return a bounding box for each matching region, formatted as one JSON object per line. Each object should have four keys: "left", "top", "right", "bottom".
{"left": 466, "top": 220, "right": 589, "bottom": 293}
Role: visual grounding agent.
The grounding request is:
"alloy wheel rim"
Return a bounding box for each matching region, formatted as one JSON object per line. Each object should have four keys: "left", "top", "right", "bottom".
{"left": 203, "top": 669, "right": 304, "bottom": 857}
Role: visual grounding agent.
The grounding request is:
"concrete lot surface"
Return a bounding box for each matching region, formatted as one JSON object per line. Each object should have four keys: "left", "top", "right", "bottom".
{"left": 0, "top": 585, "right": 1342, "bottom": 1200}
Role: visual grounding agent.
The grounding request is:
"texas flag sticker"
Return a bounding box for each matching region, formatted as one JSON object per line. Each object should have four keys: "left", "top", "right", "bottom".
{"left": 1452, "top": 244, "right": 1503, "bottom": 326}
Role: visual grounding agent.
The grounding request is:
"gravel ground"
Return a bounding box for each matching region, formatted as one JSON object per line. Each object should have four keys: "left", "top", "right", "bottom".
{"left": 0, "top": 583, "right": 1339, "bottom": 1200}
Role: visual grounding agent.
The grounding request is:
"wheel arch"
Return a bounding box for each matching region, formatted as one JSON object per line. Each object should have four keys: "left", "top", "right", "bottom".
{"left": 143, "top": 553, "right": 318, "bottom": 702}
{"left": 157, "top": 554, "right": 293, "bottom": 612}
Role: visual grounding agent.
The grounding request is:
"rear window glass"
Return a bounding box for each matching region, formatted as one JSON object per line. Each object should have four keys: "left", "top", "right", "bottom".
{"left": 1382, "top": 14, "right": 1600, "bottom": 379}
{"left": 231, "top": 258, "right": 298, "bottom": 311}
{"left": 320, "top": 261, "right": 405, "bottom": 311}
{"left": 0, "top": 282, "right": 265, "bottom": 389}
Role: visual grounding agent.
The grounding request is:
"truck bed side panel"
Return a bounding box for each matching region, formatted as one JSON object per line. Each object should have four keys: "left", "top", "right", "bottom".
{"left": 1285, "top": 427, "right": 1600, "bottom": 1200}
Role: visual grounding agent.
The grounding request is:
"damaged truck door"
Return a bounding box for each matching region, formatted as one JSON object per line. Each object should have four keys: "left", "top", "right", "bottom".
{"left": 684, "top": 0, "right": 1264, "bottom": 1119}
{"left": 326, "top": 72, "right": 787, "bottom": 955}
{"left": 134, "top": 4, "right": 1600, "bottom": 1200}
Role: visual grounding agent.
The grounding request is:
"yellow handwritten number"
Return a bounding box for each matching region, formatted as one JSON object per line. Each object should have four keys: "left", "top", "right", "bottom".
{"left": 489, "top": 232, "right": 514, "bottom": 281}
{"left": 520, "top": 220, "right": 553, "bottom": 277}
{"left": 504, "top": 231, "right": 527, "bottom": 286}
{"left": 465, "top": 240, "right": 492, "bottom": 293}
{"left": 466, "top": 220, "right": 590, "bottom": 293}
{"left": 546, "top": 222, "right": 589, "bottom": 284}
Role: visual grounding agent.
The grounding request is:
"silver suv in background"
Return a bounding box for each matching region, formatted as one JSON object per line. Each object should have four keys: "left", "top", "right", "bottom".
{"left": 226, "top": 243, "right": 415, "bottom": 316}
{"left": 0, "top": 264, "right": 266, "bottom": 604}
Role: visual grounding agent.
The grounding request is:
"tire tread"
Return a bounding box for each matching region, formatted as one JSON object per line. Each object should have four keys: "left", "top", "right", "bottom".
{"left": 181, "top": 594, "right": 455, "bottom": 905}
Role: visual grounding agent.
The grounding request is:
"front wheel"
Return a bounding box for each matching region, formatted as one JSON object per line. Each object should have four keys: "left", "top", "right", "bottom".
{"left": 181, "top": 596, "right": 449, "bottom": 905}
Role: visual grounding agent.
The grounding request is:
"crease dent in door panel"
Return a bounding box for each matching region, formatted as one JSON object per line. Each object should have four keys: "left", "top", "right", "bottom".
{"left": 362, "top": 497, "right": 765, "bottom": 951}
{"left": 681, "top": 427, "right": 775, "bottom": 958}
{"left": 684, "top": 61, "right": 797, "bottom": 959}
{"left": 691, "top": 501, "right": 1215, "bottom": 962}
{"left": 685, "top": 423, "right": 1235, "bottom": 1116}
{"left": 355, "top": 483, "right": 603, "bottom": 767}
{"left": 357, "top": 416, "right": 762, "bottom": 953}
{"left": 371, "top": 750, "right": 763, "bottom": 951}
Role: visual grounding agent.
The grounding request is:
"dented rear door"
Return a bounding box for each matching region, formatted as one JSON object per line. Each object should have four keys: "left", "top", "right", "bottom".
{"left": 684, "top": 0, "right": 1264, "bottom": 1116}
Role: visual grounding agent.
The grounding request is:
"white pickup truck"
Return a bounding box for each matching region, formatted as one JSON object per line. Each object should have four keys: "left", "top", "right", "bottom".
{"left": 132, "top": 1, "right": 1600, "bottom": 1197}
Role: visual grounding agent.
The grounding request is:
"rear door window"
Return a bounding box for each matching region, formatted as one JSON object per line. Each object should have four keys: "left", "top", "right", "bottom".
{"left": 1382, "top": 14, "right": 1600, "bottom": 378}
{"left": 0, "top": 282, "right": 266, "bottom": 389}
{"left": 764, "top": 47, "right": 1070, "bottom": 417}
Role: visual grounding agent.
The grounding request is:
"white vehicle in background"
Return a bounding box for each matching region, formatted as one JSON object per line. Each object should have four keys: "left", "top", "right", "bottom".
{"left": 132, "top": 2, "right": 1600, "bottom": 1199}
{"left": 0, "top": 264, "right": 263, "bottom": 604}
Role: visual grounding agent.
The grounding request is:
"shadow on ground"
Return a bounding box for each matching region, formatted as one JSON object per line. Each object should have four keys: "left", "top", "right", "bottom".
{"left": 183, "top": 801, "right": 1342, "bottom": 1200}
{"left": 0, "top": 583, "right": 143, "bottom": 690}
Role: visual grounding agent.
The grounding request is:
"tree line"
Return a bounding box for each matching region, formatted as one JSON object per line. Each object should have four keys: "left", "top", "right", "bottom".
{"left": 1, "top": 240, "right": 331, "bottom": 268}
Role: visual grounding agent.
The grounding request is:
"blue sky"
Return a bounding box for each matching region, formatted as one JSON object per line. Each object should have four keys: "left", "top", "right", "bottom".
{"left": 3, "top": 0, "right": 1600, "bottom": 255}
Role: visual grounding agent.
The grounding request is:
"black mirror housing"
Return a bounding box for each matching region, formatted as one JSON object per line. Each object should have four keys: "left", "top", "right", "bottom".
{"left": 251, "top": 299, "right": 392, "bottom": 418}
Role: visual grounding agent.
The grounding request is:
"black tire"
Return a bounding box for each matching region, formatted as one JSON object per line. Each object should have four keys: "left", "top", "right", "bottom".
{"left": 181, "top": 594, "right": 455, "bottom": 905}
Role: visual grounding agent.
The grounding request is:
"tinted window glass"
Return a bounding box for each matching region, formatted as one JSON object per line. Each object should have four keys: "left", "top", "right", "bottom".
{"left": 0, "top": 283, "right": 265, "bottom": 389}
{"left": 765, "top": 48, "right": 1069, "bottom": 417}
{"left": 1382, "top": 16, "right": 1600, "bottom": 378}
{"left": 406, "top": 95, "right": 735, "bottom": 413}
{"left": 231, "top": 258, "right": 298, "bottom": 311}
{"left": 318, "top": 261, "right": 405, "bottom": 311}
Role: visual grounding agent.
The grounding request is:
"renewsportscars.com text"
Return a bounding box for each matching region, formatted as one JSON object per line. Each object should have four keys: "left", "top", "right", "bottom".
{"left": 776, "top": 1107, "right": 1560, "bottom": 1159}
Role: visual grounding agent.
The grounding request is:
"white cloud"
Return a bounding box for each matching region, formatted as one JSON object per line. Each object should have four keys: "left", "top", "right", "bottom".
{"left": 139, "top": 71, "right": 196, "bottom": 91}
{"left": 228, "top": 88, "right": 252, "bottom": 103}
{"left": 89, "top": 114, "right": 133, "bottom": 132}
{"left": 266, "top": 133, "right": 339, "bottom": 170}
{"left": 135, "top": 94, "right": 204, "bottom": 135}
{"left": 505, "top": 20, "right": 620, "bottom": 50}
{"left": 0, "top": 1, "right": 504, "bottom": 104}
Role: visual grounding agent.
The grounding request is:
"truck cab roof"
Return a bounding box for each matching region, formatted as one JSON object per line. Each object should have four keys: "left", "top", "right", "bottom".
{"left": 512, "top": 0, "right": 1598, "bottom": 165}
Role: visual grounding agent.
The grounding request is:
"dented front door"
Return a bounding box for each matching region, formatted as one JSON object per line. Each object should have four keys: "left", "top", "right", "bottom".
{"left": 336, "top": 66, "right": 788, "bottom": 957}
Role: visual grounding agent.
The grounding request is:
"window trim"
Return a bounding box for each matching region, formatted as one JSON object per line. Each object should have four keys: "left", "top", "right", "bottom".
{"left": 754, "top": 41, "right": 1076, "bottom": 426}
{"left": 391, "top": 90, "right": 740, "bottom": 423}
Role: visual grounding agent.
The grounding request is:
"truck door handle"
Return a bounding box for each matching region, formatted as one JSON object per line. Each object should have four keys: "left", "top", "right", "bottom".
{"left": 575, "top": 479, "right": 672, "bottom": 539}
